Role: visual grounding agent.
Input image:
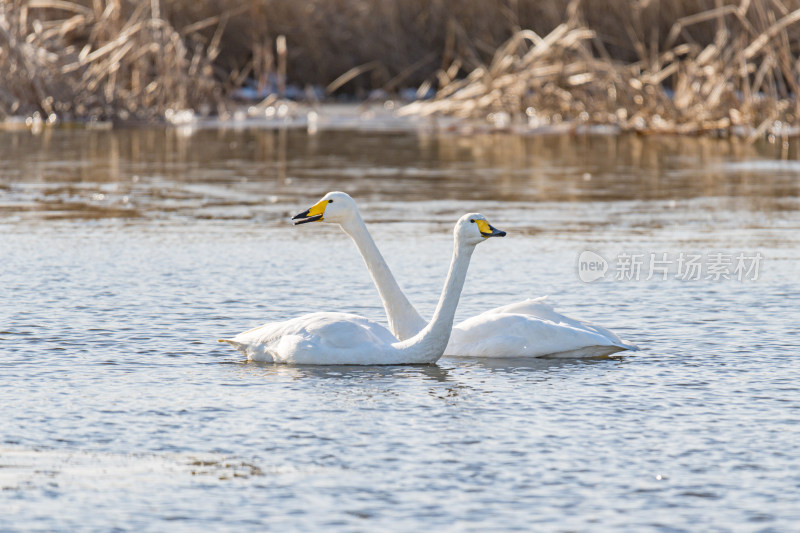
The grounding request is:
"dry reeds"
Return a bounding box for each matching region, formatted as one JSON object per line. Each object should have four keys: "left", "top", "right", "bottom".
{"left": 0, "top": 0, "right": 223, "bottom": 122}
{"left": 402, "top": 0, "right": 800, "bottom": 139}
{"left": 2, "top": 0, "right": 800, "bottom": 138}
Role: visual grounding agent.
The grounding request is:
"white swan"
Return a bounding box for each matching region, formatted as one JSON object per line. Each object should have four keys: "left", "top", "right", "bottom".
{"left": 292, "top": 192, "right": 637, "bottom": 358}
{"left": 219, "top": 213, "right": 506, "bottom": 364}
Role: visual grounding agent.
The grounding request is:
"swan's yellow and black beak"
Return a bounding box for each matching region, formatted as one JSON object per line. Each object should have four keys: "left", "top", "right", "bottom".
{"left": 476, "top": 219, "right": 506, "bottom": 238}
{"left": 292, "top": 198, "right": 329, "bottom": 225}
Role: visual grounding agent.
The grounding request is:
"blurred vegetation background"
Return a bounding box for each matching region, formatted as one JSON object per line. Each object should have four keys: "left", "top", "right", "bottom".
{"left": 1, "top": 0, "right": 800, "bottom": 136}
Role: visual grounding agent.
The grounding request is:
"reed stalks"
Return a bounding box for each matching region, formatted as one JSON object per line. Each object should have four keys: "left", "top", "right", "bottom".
{"left": 1, "top": 0, "right": 799, "bottom": 138}
{"left": 0, "top": 0, "right": 223, "bottom": 121}
{"left": 403, "top": 0, "right": 800, "bottom": 138}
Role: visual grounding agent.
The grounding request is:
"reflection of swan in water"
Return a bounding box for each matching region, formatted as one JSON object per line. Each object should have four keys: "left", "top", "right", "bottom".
{"left": 456, "top": 354, "right": 625, "bottom": 374}
{"left": 238, "top": 360, "right": 454, "bottom": 383}
{"left": 293, "top": 192, "right": 638, "bottom": 358}
{"left": 219, "top": 213, "right": 505, "bottom": 365}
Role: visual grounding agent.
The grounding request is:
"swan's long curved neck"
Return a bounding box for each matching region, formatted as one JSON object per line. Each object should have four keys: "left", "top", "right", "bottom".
{"left": 393, "top": 242, "right": 474, "bottom": 363}
{"left": 341, "top": 214, "right": 427, "bottom": 340}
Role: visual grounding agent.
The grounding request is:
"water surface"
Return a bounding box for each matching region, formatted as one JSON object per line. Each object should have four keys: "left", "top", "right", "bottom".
{"left": 1, "top": 126, "right": 798, "bottom": 532}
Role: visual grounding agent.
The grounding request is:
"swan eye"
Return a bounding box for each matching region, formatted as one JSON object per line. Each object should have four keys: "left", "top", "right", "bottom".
{"left": 470, "top": 219, "right": 475, "bottom": 223}
{"left": 328, "top": 199, "right": 334, "bottom": 203}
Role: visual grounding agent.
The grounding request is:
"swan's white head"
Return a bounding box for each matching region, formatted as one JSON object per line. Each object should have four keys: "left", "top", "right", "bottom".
{"left": 455, "top": 213, "right": 506, "bottom": 246}
{"left": 292, "top": 191, "right": 358, "bottom": 225}
{"left": 292, "top": 195, "right": 505, "bottom": 245}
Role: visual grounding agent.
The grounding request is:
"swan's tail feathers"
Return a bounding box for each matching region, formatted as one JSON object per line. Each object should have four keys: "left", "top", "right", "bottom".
{"left": 218, "top": 338, "right": 246, "bottom": 351}
{"left": 218, "top": 338, "right": 276, "bottom": 362}
{"left": 604, "top": 339, "right": 639, "bottom": 355}
{"left": 620, "top": 340, "right": 640, "bottom": 352}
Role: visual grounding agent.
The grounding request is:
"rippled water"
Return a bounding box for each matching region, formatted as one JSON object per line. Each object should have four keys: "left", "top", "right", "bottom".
{"left": 1, "top": 124, "right": 799, "bottom": 531}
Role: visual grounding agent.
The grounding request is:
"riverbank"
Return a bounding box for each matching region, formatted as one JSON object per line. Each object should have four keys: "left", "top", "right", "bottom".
{"left": 2, "top": 0, "right": 800, "bottom": 140}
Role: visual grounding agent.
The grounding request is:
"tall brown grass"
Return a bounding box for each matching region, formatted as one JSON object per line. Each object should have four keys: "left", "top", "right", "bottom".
{"left": 0, "top": 0, "right": 223, "bottom": 121}
{"left": 1, "top": 0, "right": 800, "bottom": 137}
{"left": 403, "top": 0, "right": 800, "bottom": 139}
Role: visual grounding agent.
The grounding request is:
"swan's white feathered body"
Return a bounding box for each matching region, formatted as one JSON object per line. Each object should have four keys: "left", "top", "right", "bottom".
{"left": 221, "top": 213, "right": 506, "bottom": 365}
{"left": 293, "top": 192, "right": 638, "bottom": 359}
{"left": 447, "top": 297, "right": 637, "bottom": 358}
{"left": 222, "top": 312, "right": 422, "bottom": 365}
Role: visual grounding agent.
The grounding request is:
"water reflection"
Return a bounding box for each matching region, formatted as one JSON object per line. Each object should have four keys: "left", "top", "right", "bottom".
{"left": 2, "top": 124, "right": 799, "bottom": 532}
{"left": 447, "top": 354, "right": 624, "bottom": 374}
{"left": 235, "top": 360, "right": 453, "bottom": 382}
{"left": 225, "top": 350, "right": 618, "bottom": 380}
{"left": 1, "top": 127, "right": 798, "bottom": 222}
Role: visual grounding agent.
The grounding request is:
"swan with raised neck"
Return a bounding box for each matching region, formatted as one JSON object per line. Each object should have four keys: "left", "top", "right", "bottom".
{"left": 220, "top": 212, "right": 505, "bottom": 364}
{"left": 293, "top": 191, "right": 638, "bottom": 358}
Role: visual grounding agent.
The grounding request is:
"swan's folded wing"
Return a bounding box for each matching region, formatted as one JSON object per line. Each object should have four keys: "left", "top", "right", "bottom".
{"left": 448, "top": 312, "right": 635, "bottom": 358}
{"left": 474, "top": 297, "right": 638, "bottom": 351}
{"left": 481, "top": 296, "right": 555, "bottom": 317}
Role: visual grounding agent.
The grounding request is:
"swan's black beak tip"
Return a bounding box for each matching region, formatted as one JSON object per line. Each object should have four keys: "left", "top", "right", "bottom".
{"left": 482, "top": 224, "right": 506, "bottom": 238}
{"left": 292, "top": 209, "right": 323, "bottom": 225}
